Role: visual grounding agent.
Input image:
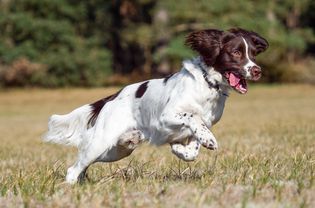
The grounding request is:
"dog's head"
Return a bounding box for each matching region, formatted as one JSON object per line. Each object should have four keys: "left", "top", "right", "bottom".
{"left": 185, "top": 28, "right": 269, "bottom": 94}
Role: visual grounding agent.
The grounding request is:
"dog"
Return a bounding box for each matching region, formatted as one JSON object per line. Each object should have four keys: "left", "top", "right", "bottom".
{"left": 44, "top": 28, "right": 268, "bottom": 184}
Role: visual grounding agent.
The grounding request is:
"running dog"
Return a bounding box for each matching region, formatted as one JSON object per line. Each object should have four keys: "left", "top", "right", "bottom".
{"left": 44, "top": 28, "right": 268, "bottom": 184}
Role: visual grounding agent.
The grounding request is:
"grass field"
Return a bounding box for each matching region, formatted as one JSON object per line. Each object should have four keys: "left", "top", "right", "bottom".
{"left": 0, "top": 85, "right": 314, "bottom": 207}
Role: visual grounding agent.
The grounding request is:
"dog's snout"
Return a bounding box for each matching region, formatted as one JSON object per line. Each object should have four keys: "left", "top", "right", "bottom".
{"left": 250, "top": 66, "right": 261, "bottom": 80}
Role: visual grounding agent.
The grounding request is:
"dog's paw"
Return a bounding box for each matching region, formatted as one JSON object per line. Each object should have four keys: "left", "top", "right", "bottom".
{"left": 171, "top": 143, "right": 198, "bottom": 162}
{"left": 126, "top": 138, "right": 141, "bottom": 149}
{"left": 118, "top": 130, "right": 144, "bottom": 150}
{"left": 201, "top": 137, "right": 218, "bottom": 150}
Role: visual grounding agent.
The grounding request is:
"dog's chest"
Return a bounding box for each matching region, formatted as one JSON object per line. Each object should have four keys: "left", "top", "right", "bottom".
{"left": 199, "top": 93, "right": 227, "bottom": 126}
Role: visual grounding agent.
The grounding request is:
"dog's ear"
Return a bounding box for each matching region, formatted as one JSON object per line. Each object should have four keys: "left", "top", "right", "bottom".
{"left": 249, "top": 32, "right": 269, "bottom": 54}
{"left": 228, "top": 28, "right": 269, "bottom": 54}
{"left": 185, "top": 29, "right": 224, "bottom": 66}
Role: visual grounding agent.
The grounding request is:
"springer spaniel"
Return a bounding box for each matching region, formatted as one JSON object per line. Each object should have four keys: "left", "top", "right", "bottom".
{"left": 44, "top": 28, "right": 268, "bottom": 184}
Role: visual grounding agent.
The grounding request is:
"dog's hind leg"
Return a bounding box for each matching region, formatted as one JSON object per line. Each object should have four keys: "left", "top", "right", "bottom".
{"left": 171, "top": 138, "right": 201, "bottom": 161}
{"left": 65, "top": 126, "right": 143, "bottom": 184}
{"left": 75, "top": 130, "right": 144, "bottom": 183}
{"left": 96, "top": 130, "right": 144, "bottom": 162}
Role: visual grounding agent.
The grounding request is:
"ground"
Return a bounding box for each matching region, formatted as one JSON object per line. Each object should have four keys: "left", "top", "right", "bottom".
{"left": 0, "top": 85, "right": 314, "bottom": 207}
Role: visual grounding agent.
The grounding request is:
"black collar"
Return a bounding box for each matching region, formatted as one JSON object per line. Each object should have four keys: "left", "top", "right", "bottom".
{"left": 198, "top": 62, "right": 229, "bottom": 97}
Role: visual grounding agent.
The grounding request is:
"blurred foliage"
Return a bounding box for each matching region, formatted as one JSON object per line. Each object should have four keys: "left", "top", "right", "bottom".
{"left": 0, "top": 0, "right": 112, "bottom": 87}
{"left": 0, "top": 0, "right": 315, "bottom": 87}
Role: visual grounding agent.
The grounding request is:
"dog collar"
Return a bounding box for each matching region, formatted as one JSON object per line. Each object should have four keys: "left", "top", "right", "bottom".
{"left": 198, "top": 63, "right": 229, "bottom": 97}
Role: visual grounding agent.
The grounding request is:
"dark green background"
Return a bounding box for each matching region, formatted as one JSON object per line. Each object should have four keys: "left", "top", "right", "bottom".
{"left": 1, "top": 0, "right": 314, "bottom": 87}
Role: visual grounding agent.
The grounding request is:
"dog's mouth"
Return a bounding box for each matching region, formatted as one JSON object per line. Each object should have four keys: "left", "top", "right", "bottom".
{"left": 224, "top": 72, "right": 247, "bottom": 94}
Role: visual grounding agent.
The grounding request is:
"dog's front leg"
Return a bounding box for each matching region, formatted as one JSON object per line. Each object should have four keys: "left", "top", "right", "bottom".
{"left": 161, "top": 112, "right": 218, "bottom": 150}
{"left": 171, "top": 138, "right": 201, "bottom": 161}
{"left": 188, "top": 115, "right": 218, "bottom": 150}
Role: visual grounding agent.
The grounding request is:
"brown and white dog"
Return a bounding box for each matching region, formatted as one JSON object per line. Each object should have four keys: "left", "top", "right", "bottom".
{"left": 44, "top": 28, "right": 268, "bottom": 184}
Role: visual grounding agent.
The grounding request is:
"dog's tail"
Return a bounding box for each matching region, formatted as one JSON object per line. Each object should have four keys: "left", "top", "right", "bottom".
{"left": 43, "top": 105, "right": 92, "bottom": 147}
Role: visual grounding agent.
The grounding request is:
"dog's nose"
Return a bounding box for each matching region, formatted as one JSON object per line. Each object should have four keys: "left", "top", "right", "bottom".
{"left": 250, "top": 66, "right": 261, "bottom": 80}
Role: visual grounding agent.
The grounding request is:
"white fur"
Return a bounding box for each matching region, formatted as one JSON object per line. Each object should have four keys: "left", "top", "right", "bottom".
{"left": 44, "top": 57, "right": 230, "bottom": 184}
{"left": 44, "top": 105, "right": 92, "bottom": 147}
{"left": 171, "top": 139, "right": 200, "bottom": 161}
{"left": 242, "top": 37, "right": 258, "bottom": 79}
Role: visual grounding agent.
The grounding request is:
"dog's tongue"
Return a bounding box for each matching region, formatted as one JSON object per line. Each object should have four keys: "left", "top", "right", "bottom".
{"left": 229, "top": 73, "right": 240, "bottom": 87}
{"left": 225, "top": 72, "right": 248, "bottom": 94}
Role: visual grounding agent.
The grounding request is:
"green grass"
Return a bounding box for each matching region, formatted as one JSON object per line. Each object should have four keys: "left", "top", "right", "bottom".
{"left": 0, "top": 85, "right": 314, "bottom": 207}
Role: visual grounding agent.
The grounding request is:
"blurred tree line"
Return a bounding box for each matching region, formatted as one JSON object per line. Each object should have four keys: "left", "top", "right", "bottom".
{"left": 0, "top": 0, "right": 315, "bottom": 87}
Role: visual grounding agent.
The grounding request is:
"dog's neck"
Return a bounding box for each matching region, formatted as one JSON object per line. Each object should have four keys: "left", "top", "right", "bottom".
{"left": 182, "top": 57, "right": 230, "bottom": 96}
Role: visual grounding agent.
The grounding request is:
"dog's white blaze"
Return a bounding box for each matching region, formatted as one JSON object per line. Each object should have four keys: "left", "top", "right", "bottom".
{"left": 242, "top": 37, "right": 256, "bottom": 78}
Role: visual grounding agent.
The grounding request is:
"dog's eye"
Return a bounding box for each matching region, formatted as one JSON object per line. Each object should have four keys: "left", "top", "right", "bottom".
{"left": 232, "top": 50, "right": 242, "bottom": 58}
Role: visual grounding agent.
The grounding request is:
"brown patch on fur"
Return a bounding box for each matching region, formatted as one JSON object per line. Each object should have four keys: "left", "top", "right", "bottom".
{"left": 185, "top": 29, "right": 224, "bottom": 66}
{"left": 228, "top": 28, "right": 269, "bottom": 54}
{"left": 88, "top": 89, "right": 122, "bottom": 127}
{"left": 213, "top": 36, "right": 249, "bottom": 75}
{"left": 135, "top": 81, "right": 149, "bottom": 98}
{"left": 163, "top": 73, "right": 174, "bottom": 85}
{"left": 185, "top": 28, "right": 269, "bottom": 68}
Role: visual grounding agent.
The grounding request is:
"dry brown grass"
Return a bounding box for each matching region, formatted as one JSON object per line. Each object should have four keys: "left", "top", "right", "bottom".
{"left": 0, "top": 85, "right": 314, "bottom": 207}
